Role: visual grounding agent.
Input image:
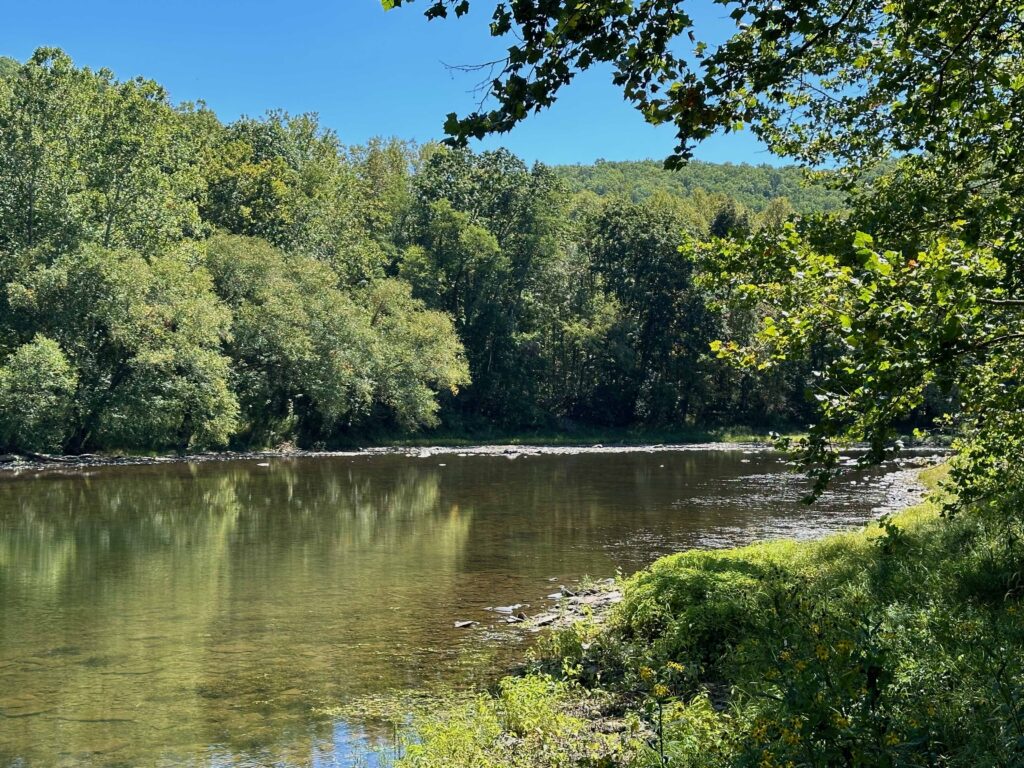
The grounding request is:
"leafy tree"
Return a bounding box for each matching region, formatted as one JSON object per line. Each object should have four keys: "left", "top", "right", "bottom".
{"left": 583, "top": 194, "right": 709, "bottom": 423}
{"left": 81, "top": 71, "right": 203, "bottom": 252}
{"left": 205, "top": 234, "right": 467, "bottom": 444}
{"left": 0, "top": 49, "right": 202, "bottom": 259}
{"left": 205, "top": 234, "right": 379, "bottom": 444}
{"left": 708, "top": 199, "right": 751, "bottom": 239}
{"left": 0, "top": 49, "right": 94, "bottom": 256}
{"left": 522, "top": 192, "right": 621, "bottom": 424}
{"left": 347, "top": 137, "right": 418, "bottom": 259}
{"left": 203, "top": 112, "right": 391, "bottom": 283}
{"left": 0, "top": 57, "right": 17, "bottom": 80}
{"left": 382, "top": 1, "right": 1023, "bottom": 171}
{"left": 360, "top": 278, "right": 470, "bottom": 430}
{"left": 0, "top": 335, "right": 78, "bottom": 452}
{"left": 406, "top": 147, "right": 568, "bottom": 425}
{"left": 401, "top": 199, "right": 503, "bottom": 327}
{"left": 754, "top": 197, "right": 795, "bottom": 233}
{"left": 5, "top": 244, "right": 238, "bottom": 452}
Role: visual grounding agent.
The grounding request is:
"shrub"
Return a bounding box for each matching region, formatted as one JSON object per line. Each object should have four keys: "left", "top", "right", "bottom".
{"left": 0, "top": 335, "right": 78, "bottom": 452}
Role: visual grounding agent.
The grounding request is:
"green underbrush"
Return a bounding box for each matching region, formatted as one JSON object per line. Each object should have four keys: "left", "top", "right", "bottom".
{"left": 394, "top": 465, "right": 1024, "bottom": 767}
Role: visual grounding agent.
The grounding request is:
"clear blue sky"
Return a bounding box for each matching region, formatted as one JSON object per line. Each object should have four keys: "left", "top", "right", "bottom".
{"left": 1, "top": 0, "right": 784, "bottom": 166}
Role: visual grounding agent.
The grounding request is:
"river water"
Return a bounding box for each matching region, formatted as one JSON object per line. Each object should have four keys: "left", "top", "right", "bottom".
{"left": 0, "top": 446, "right": 927, "bottom": 767}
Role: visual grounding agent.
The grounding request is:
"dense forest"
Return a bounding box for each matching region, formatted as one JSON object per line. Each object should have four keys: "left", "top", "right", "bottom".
{"left": 0, "top": 50, "right": 827, "bottom": 455}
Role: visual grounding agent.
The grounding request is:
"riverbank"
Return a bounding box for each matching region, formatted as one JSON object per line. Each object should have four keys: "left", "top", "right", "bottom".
{"left": 0, "top": 441, "right": 773, "bottom": 474}
{"left": 0, "top": 427, "right": 786, "bottom": 473}
{"left": 389, "top": 464, "right": 1024, "bottom": 767}
{"left": 0, "top": 430, "right": 947, "bottom": 475}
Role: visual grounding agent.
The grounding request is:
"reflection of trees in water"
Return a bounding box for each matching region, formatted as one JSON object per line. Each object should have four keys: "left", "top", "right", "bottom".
{"left": 446, "top": 452, "right": 888, "bottom": 574}
{"left": 0, "top": 460, "right": 454, "bottom": 590}
{"left": 0, "top": 459, "right": 471, "bottom": 768}
{"left": 447, "top": 452, "right": 746, "bottom": 574}
{"left": 0, "top": 464, "right": 242, "bottom": 592}
{"left": 0, "top": 451, "right": 890, "bottom": 767}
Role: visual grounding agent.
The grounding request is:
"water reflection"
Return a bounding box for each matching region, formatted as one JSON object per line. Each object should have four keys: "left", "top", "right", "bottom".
{"left": 0, "top": 450, "right": 920, "bottom": 766}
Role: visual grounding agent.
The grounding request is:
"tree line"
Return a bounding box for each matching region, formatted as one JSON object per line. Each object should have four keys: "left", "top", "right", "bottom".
{"left": 554, "top": 159, "right": 846, "bottom": 214}
{"left": 0, "top": 49, "right": 820, "bottom": 454}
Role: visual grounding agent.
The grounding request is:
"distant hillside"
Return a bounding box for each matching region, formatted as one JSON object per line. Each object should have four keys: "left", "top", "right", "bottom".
{"left": 554, "top": 159, "right": 846, "bottom": 214}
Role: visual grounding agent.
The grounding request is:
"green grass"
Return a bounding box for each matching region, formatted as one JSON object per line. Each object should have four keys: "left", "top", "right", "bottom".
{"left": 393, "top": 465, "right": 1024, "bottom": 767}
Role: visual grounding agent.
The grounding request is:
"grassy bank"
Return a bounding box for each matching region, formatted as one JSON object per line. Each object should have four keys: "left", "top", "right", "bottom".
{"left": 392, "top": 465, "right": 1024, "bottom": 767}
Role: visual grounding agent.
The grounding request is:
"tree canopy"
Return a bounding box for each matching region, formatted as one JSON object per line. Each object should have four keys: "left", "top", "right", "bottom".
{"left": 0, "top": 50, "right": 470, "bottom": 452}
{"left": 0, "top": 47, "right": 835, "bottom": 454}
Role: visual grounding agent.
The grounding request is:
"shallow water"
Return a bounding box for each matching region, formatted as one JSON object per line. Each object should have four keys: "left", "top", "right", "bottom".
{"left": 0, "top": 447, "right": 924, "bottom": 766}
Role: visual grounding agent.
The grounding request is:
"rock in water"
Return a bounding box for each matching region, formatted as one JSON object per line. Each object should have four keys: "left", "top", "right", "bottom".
{"left": 492, "top": 604, "right": 524, "bottom": 614}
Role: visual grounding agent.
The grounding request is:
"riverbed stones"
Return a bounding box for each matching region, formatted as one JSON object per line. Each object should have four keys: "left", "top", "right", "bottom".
{"left": 0, "top": 442, "right": 949, "bottom": 477}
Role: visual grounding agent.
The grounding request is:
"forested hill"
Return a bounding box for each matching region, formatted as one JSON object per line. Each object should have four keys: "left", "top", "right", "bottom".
{"left": 0, "top": 49, "right": 850, "bottom": 456}
{"left": 554, "top": 159, "right": 846, "bottom": 213}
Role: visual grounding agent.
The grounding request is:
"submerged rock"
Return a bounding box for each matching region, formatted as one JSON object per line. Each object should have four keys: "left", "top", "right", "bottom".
{"left": 491, "top": 604, "right": 525, "bottom": 614}
{"left": 530, "top": 613, "right": 559, "bottom": 628}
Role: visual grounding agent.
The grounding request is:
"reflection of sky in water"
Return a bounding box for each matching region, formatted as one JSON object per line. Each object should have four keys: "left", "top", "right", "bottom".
{"left": 310, "top": 721, "right": 388, "bottom": 768}
{"left": 612, "top": 463, "right": 929, "bottom": 556}
{"left": 0, "top": 449, "right": 938, "bottom": 767}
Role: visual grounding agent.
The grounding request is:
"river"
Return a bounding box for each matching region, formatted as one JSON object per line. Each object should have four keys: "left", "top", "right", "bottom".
{"left": 0, "top": 446, "right": 929, "bottom": 767}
